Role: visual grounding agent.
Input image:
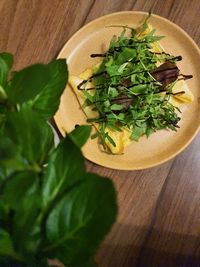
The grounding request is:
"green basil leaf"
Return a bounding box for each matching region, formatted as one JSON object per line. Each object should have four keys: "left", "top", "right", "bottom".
{"left": 10, "top": 172, "right": 41, "bottom": 257}
{"left": 0, "top": 137, "right": 19, "bottom": 161}
{"left": 0, "top": 113, "right": 6, "bottom": 128}
{"left": 41, "top": 135, "right": 85, "bottom": 208}
{"left": 32, "top": 59, "right": 68, "bottom": 120}
{"left": 0, "top": 86, "right": 7, "bottom": 103}
{"left": 69, "top": 125, "right": 91, "bottom": 148}
{"left": 44, "top": 173, "right": 117, "bottom": 266}
{"left": 5, "top": 107, "right": 54, "bottom": 166}
{"left": 0, "top": 137, "right": 26, "bottom": 174}
{"left": 0, "top": 52, "right": 13, "bottom": 87}
{"left": 7, "top": 64, "right": 51, "bottom": 104}
{"left": 7, "top": 59, "right": 67, "bottom": 120}
{"left": 2, "top": 171, "right": 40, "bottom": 210}
{"left": 0, "top": 199, "right": 8, "bottom": 224}
{"left": 0, "top": 53, "right": 13, "bottom": 70}
{"left": 0, "top": 172, "right": 4, "bottom": 185}
{"left": 0, "top": 228, "right": 16, "bottom": 258}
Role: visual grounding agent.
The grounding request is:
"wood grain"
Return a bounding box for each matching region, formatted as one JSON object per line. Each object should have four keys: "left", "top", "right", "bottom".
{"left": 0, "top": 0, "right": 200, "bottom": 266}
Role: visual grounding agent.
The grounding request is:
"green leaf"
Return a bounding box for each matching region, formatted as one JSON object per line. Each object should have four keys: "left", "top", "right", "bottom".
{"left": 130, "top": 84, "right": 148, "bottom": 94}
{"left": 7, "top": 64, "right": 51, "bottom": 104}
{"left": 0, "top": 137, "right": 26, "bottom": 173}
{"left": 82, "top": 90, "right": 94, "bottom": 103}
{"left": 44, "top": 173, "right": 117, "bottom": 266}
{"left": 140, "top": 11, "right": 151, "bottom": 32}
{"left": 5, "top": 107, "right": 54, "bottom": 166}
{"left": 115, "top": 48, "right": 136, "bottom": 65}
{"left": 109, "top": 35, "right": 117, "bottom": 49}
{"left": 131, "top": 125, "right": 146, "bottom": 141}
{"left": 0, "top": 113, "right": 6, "bottom": 129}
{"left": 0, "top": 228, "right": 17, "bottom": 258}
{"left": 7, "top": 59, "right": 68, "bottom": 119}
{"left": 0, "top": 53, "right": 13, "bottom": 70}
{"left": 105, "top": 132, "right": 116, "bottom": 147}
{"left": 69, "top": 125, "right": 92, "bottom": 148}
{"left": 0, "top": 137, "right": 19, "bottom": 161}
{"left": 0, "top": 52, "right": 13, "bottom": 87}
{"left": 0, "top": 201, "right": 8, "bottom": 223}
{"left": 32, "top": 59, "right": 68, "bottom": 120}
{"left": 0, "top": 171, "right": 41, "bottom": 259}
{"left": 0, "top": 85, "right": 7, "bottom": 103}
{"left": 9, "top": 172, "right": 41, "bottom": 257}
{"left": 2, "top": 171, "right": 40, "bottom": 210}
{"left": 108, "top": 86, "right": 119, "bottom": 98}
{"left": 106, "top": 64, "right": 120, "bottom": 76}
{"left": 110, "top": 104, "right": 123, "bottom": 111}
{"left": 41, "top": 135, "right": 85, "bottom": 208}
{"left": 91, "top": 132, "right": 99, "bottom": 139}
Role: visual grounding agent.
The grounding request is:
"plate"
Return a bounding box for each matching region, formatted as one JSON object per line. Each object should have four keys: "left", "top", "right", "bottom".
{"left": 54, "top": 11, "right": 200, "bottom": 170}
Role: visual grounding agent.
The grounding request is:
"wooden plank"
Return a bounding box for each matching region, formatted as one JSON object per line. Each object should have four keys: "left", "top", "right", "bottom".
{"left": 0, "top": 1, "right": 199, "bottom": 266}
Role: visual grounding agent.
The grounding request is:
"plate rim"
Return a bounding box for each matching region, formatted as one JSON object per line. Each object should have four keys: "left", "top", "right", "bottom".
{"left": 55, "top": 11, "right": 200, "bottom": 170}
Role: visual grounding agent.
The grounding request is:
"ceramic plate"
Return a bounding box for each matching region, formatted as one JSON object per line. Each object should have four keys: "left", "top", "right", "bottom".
{"left": 54, "top": 11, "right": 200, "bottom": 170}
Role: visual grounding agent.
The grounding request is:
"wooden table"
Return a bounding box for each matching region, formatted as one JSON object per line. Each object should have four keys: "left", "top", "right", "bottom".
{"left": 1, "top": 1, "right": 200, "bottom": 266}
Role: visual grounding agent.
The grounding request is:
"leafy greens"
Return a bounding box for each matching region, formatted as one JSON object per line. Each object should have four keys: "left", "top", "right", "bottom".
{"left": 79, "top": 19, "right": 184, "bottom": 149}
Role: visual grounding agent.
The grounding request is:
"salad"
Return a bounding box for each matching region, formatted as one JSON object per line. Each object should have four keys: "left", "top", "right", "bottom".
{"left": 70, "top": 14, "right": 194, "bottom": 154}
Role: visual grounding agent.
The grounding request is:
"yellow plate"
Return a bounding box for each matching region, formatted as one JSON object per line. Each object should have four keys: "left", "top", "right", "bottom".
{"left": 54, "top": 11, "right": 200, "bottom": 170}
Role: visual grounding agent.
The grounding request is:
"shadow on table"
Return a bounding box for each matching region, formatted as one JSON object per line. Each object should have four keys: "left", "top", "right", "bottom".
{"left": 96, "top": 224, "right": 200, "bottom": 267}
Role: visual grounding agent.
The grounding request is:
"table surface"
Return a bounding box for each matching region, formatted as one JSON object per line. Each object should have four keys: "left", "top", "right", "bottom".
{"left": 1, "top": 0, "right": 200, "bottom": 266}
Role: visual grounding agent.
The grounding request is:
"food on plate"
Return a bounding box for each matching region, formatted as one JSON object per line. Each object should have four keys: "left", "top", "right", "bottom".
{"left": 69, "top": 14, "right": 194, "bottom": 154}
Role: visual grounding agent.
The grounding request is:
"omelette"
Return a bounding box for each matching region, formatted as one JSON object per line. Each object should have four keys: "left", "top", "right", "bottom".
{"left": 69, "top": 22, "right": 194, "bottom": 154}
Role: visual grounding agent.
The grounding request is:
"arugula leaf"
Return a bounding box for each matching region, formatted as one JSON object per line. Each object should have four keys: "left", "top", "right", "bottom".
{"left": 131, "top": 125, "right": 146, "bottom": 141}
{"left": 130, "top": 84, "right": 148, "bottom": 94}
{"left": 44, "top": 173, "right": 117, "bottom": 266}
{"left": 110, "top": 103, "right": 123, "bottom": 111}
{"left": 108, "top": 86, "right": 119, "bottom": 98}
{"left": 140, "top": 11, "right": 151, "bottom": 32}
{"left": 83, "top": 90, "right": 94, "bottom": 103}
{"left": 105, "top": 132, "right": 116, "bottom": 147}
{"left": 115, "top": 48, "right": 136, "bottom": 65}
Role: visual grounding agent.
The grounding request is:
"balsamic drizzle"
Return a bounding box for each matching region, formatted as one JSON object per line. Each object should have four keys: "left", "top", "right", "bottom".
{"left": 77, "top": 73, "right": 193, "bottom": 91}
{"left": 78, "top": 56, "right": 184, "bottom": 90}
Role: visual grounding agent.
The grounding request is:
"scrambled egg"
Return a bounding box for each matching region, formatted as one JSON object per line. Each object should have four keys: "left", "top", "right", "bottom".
{"left": 69, "top": 72, "right": 132, "bottom": 154}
